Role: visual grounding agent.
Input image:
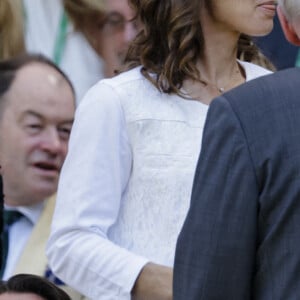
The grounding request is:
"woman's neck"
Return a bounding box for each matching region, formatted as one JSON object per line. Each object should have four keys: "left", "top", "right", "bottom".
{"left": 183, "top": 22, "right": 245, "bottom": 104}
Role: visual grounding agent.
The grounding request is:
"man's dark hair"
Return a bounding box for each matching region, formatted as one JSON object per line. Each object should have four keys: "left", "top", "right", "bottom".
{"left": 0, "top": 274, "right": 71, "bottom": 300}
{"left": 0, "top": 53, "right": 75, "bottom": 101}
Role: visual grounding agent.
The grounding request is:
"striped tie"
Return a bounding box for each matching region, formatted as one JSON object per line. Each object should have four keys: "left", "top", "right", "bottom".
{"left": 0, "top": 210, "right": 23, "bottom": 278}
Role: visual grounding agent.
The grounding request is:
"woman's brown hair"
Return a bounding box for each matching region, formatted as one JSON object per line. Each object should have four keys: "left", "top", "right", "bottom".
{"left": 0, "top": 0, "right": 25, "bottom": 60}
{"left": 125, "top": 0, "right": 274, "bottom": 96}
{"left": 63, "top": 0, "right": 106, "bottom": 31}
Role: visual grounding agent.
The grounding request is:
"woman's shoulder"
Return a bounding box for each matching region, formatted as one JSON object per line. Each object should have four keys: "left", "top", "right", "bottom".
{"left": 77, "top": 66, "right": 152, "bottom": 113}
{"left": 238, "top": 60, "right": 273, "bottom": 82}
{"left": 100, "top": 66, "right": 146, "bottom": 89}
{"left": 86, "top": 66, "right": 158, "bottom": 105}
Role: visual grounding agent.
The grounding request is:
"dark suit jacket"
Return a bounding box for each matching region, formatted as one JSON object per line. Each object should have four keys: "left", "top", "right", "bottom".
{"left": 174, "top": 68, "right": 300, "bottom": 299}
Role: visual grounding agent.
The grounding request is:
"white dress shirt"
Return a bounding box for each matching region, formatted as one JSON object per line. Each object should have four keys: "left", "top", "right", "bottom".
{"left": 3, "top": 202, "right": 45, "bottom": 280}
{"left": 47, "top": 62, "right": 272, "bottom": 300}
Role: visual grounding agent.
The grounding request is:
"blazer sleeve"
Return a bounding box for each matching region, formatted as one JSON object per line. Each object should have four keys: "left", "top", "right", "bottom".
{"left": 174, "top": 96, "right": 259, "bottom": 300}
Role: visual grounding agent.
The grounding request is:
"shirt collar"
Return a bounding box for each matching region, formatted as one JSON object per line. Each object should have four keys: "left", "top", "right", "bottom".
{"left": 4, "top": 201, "right": 45, "bottom": 225}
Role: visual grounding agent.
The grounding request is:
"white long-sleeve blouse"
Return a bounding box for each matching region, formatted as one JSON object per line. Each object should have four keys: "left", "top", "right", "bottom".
{"left": 47, "top": 62, "right": 271, "bottom": 300}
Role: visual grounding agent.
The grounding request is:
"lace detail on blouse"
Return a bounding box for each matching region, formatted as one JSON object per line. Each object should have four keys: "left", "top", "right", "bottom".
{"left": 108, "top": 76, "right": 208, "bottom": 266}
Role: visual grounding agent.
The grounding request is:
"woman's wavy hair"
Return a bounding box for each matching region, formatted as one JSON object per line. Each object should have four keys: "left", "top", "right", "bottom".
{"left": 125, "top": 0, "right": 275, "bottom": 95}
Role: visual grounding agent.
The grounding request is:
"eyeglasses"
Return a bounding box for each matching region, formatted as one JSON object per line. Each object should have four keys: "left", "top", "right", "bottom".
{"left": 103, "top": 11, "right": 138, "bottom": 32}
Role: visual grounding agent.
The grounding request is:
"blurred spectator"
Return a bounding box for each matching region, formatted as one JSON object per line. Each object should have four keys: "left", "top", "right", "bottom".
{"left": 0, "top": 54, "right": 84, "bottom": 299}
{"left": 64, "top": 0, "right": 138, "bottom": 77}
{"left": 23, "top": 0, "right": 138, "bottom": 103}
{"left": 254, "top": 15, "right": 299, "bottom": 69}
{"left": 0, "top": 274, "right": 71, "bottom": 300}
{"left": 0, "top": 0, "right": 25, "bottom": 60}
{"left": 0, "top": 175, "right": 3, "bottom": 271}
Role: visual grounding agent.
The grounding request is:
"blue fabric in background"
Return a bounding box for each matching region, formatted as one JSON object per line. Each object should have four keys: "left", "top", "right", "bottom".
{"left": 254, "top": 15, "right": 299, "bottom": 70}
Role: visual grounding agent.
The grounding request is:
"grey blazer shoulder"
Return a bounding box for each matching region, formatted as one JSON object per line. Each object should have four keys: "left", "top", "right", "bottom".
{"left": 174, "top": 68, "right": 300, "bottom": 300}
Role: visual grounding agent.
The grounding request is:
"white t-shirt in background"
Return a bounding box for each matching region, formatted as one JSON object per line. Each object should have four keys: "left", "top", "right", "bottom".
{"left": 23, "top": 0, "right": 105, "bottom": 104}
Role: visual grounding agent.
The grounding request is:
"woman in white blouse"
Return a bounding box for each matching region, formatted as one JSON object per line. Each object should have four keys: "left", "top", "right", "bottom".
{"left": 47, "top": 0, "right": 275, "bottom": 299}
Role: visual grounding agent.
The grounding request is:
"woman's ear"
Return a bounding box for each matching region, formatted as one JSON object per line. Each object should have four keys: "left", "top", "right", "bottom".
{"left": 277, "top": 6, "right": 300, "bottom": 45}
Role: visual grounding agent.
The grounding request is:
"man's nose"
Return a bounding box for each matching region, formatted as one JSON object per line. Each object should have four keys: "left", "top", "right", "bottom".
{"left": 40, "top": 128, "right": 62, "bottom": 154}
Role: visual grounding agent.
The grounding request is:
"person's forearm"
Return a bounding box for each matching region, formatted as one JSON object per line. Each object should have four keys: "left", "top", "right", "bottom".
{"left": 131, "top": 262, "right": 173, "bottom": 300}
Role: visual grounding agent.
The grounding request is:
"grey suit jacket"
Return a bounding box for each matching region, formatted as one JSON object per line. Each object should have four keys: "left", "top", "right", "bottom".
{"left": 174, "top": 68, "right": 300, "bottom": 299}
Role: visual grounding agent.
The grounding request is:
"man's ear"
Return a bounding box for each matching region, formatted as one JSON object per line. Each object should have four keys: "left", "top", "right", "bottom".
{"left": 277, "top": 6, "right": 300, "bottom": 45}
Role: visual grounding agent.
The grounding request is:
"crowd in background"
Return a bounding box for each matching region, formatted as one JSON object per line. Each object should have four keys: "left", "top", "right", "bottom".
{"left": 1, "top": 0, "right": 138, "bottom": 103}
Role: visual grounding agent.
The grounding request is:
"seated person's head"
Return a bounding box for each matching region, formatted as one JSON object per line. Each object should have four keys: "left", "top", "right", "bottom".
{"left": 63, "top": 0, "right": 138, "bottom": 76}
{"left": 277, "top": 0, "right": 300, "bottom": 45}
{"left": 0, "top": 54, "right": 75, "bottom": 207}
{"left": 0, "top": 274, "right": 71, "bottom": 300}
